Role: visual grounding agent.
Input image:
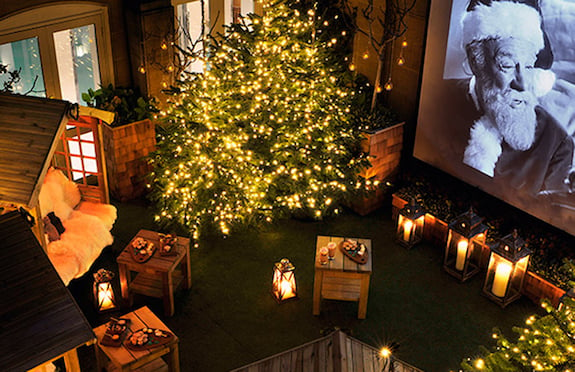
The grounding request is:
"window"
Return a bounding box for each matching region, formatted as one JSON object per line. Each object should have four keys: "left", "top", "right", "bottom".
{"left": 0, "top": 37, "right": 45, "bottom": 96}
{"left": 173, "top": 0, "right": 210, "bottom": 73}
{"left": 224, "top": 0, "right": 254, "bottom": 25}
{"left": 0, "top": 4, "right": 113, "bottom": 102}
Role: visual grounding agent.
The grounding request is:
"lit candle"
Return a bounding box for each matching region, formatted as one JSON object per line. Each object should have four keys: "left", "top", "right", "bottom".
{"left": 280, "top": 279, "right": 295, "bottom": 299}
{"left": 98, "top": 283, "right": 115, "bottom": 310}
{"left": 403, "top": 219, "right": 413, "bottom": 242}
{"left": 492, "top": 261, "right": 512, "bottom": 297}
{"left": 455, "top": 240, "right": 468, "bottom": 271}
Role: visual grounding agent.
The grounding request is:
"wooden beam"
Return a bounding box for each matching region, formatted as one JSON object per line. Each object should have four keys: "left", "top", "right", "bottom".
{"left": 79, "top": 105, "right": 115, "bottom": 125}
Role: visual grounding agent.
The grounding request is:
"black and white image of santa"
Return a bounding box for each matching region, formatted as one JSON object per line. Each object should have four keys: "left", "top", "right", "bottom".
{"left": 414, "top": 0, "right": 575, "bottom": 236}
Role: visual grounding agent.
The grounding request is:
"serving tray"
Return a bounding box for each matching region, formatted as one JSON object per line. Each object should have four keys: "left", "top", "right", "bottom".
{"left": 125, "top": 328, "right": 174, "bottom": 350}
{"left": 339, "top": 239, "right": 369, "bottom": 265}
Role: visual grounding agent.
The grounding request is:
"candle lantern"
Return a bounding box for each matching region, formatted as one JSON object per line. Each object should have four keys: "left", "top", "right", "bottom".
{"left": 443, "top": 207, "right": 487, "bottom": 282}
{"left": 396, "top": 198, "right": 425, "bottom": 249}
{"left": 272, "top": 258, "right": 297, "bottom": 303}
{"left": 483, "top": 230, "right": 531, "bottom": 307}
{"left": 93, "top": 268, "right": 117, "bottom": 312}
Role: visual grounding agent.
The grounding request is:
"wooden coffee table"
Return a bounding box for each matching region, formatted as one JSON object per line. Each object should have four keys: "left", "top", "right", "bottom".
{"left": 313, "top": 235, "right": 372, "bottom": 319}
{"left": 93, "top": 306, "right": 180, "bottom": 371}
{"left": 117, "top": 229, "right": 191, "bottom": 316}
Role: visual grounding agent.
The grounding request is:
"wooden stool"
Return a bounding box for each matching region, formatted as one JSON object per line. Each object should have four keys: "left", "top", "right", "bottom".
{"left": 93, "top": 306, "right": 180, "bottom": 372}
{"left": 313, "top": 235, "right": 372, "bottom": 319}
{"left": 117, "top": 230, "right": 191, "bottom": 316}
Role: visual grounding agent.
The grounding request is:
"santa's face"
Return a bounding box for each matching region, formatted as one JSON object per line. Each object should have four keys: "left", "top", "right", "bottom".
{"left": 475, "top": 38, "right": 540, "bottom": 151}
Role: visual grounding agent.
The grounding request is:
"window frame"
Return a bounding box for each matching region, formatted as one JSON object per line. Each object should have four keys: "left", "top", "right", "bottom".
{"left": 0, "top": 4, "right": 114, "bottom": 100}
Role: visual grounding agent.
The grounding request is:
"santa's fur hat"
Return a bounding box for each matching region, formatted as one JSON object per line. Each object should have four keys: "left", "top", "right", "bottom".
{"left": 462, "top": 1, "right": 545, "bottom": 53}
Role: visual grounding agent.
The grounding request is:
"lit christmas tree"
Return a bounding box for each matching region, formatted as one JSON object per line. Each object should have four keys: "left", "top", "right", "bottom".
{"left": 461, "top": 260, "right": 575, "bottom": 371}
{"left": 149, "top": 0, "right": 369, "bottom": 241}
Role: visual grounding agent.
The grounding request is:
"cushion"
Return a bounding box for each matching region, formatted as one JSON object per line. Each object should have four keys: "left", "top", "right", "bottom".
{"left": 43, "top": 216, "right": 61, "bottom": 242}
{"left": 47, "top": 212, "right": 65, "bottom": 234}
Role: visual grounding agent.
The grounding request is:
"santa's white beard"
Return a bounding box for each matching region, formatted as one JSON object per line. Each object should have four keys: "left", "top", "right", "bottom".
{"left": 483, "top": 88, "right": 537, "bottom": 151}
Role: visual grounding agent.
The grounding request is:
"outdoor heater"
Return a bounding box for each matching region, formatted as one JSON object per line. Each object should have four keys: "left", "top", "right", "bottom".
{"left": 483, "top": 230, "right": 531, "bottom": 307}
{"left": 396, "top": 198, "right": 425, "bottom": 249}
{"left": 444, "top": 207, "right": 487, "bottom": 282}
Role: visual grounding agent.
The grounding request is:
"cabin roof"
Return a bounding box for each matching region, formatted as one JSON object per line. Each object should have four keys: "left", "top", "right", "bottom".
{"left": 0, "top": 93, "right": 70, "bottom": 207}
{"left": 230, "top": 330, "right": 423, "bottom": 372}
{"left": 0, "top": 210, "right": 95, "bottom": 371}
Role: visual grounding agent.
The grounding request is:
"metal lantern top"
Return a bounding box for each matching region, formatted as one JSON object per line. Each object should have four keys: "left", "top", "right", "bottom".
{"left": 491, "top": 229, "right": 531, "bottom": 262}
{"left": 275, "top": 258, "right": 295, "bottom": 273}
{"left": 448, "top": 207, "right": 487, "bottom": 239}
{"left": 399, "top": 197, "right": 425, "bottom": 220}
{"left": 94, "top": 268, "right": 115, "bottom": 283}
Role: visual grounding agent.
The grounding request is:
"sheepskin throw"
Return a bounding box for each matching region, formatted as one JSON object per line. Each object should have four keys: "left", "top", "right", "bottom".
{"left": 39, "top": 168, "right": 117, "bottom": 285}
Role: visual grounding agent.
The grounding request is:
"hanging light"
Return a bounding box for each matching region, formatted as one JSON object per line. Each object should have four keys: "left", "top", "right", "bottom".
{"left": 384, "top": 77, "right": 393, "bottom": 91}
{"left": 138, "top": 64, "right": 146, "bottom": 74}
{"left": 161, "top": 39, "right": 168, "bottom": 50}
{"left": 397, "top": 55, "right": 405, "bottom": 66}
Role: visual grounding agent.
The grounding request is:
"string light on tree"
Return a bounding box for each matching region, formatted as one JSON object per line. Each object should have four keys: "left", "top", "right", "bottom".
{"left": 149, "top": 0, "right": 370, "bottom": 242}
{"left": 461, "top": 259, "right": 575, "bottom": 371}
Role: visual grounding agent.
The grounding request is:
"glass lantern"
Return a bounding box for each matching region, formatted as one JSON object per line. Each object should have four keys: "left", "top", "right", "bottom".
{"left": 483, "top": 230, "right": 531, "bottom": 307}
{"left": 443, "top": 207, "right": 487, "bottom": 282}
{"left": 396, "top": 198, "right": 425, "bottom": 249}
{"left": 272, "top": 258, "right": 297, "bottom": 303}
{"left": 93, "top": 268, "right": 117, "bottom": 312}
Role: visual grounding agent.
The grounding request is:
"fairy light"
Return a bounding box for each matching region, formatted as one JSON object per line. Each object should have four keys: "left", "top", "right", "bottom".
{"left": 149, "top": 0, "right": 370, "bottom": 240}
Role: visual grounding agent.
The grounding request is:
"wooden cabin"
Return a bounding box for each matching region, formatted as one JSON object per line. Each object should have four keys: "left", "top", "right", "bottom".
{"left": 230, "top": 330, "right": 423, "bottom": 372}
{"left": 0, "top": 210, "right": 95, "bottom": 372}
{"left": 0, "top": 93, "right": 112, "bottom": 240}
{"left": 0, "top": 93, "right": 117, "bottom": 285}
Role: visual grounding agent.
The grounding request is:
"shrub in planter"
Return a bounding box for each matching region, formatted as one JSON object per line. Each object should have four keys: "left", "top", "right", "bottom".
{"left": 82, "top": 84, "right": 157, "bottom": 127}
{"left": 82, "top": 84, "right": 158, "bottom": 201}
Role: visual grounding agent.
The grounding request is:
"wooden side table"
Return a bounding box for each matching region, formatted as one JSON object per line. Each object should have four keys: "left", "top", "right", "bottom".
{"left": 117, "top": 229, "right": 191, "bottom": 316}
{"left": 313, "top": 235, "right": 372, "bottom": 319}
{"left": 93, "top": 306, "right": 180, "bottom": 372}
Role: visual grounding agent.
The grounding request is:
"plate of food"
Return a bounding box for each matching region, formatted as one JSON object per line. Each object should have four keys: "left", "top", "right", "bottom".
{"left": 100, "top": 318, "right": 130, "bottom": 347}
{"left": 339, "top": 239, "right": 369, "bottom": 265}
{"left": 130, "top": 237, "right": 156, "bottom": 263}
{"left": 159, "top": 233, "right": 178, "bottom": 256}
{"left": 125, "top": 327, "right": 174, "bottom": 350}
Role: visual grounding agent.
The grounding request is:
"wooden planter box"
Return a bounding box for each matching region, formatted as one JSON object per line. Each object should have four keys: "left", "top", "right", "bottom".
{"left": 350, "top": 123, "right": 405, "bottom": 216}
{"left": 360, "top": 122, "right": 404, "bottom": 181}
{"left": 522, "top": 271, "right": 565, "bottom": 307}
{"left": 102, "top": 119, "right": 156, "bottom": 202}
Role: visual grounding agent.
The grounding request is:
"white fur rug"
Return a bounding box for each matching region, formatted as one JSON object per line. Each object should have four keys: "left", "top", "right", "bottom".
{"left": 39, "top": 168, "right": 117, "bottom": 285}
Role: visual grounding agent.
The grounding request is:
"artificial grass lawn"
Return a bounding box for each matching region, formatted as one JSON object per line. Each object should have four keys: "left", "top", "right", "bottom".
{"left": 70, "top": 197, "right": 540, "bottom": 372}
